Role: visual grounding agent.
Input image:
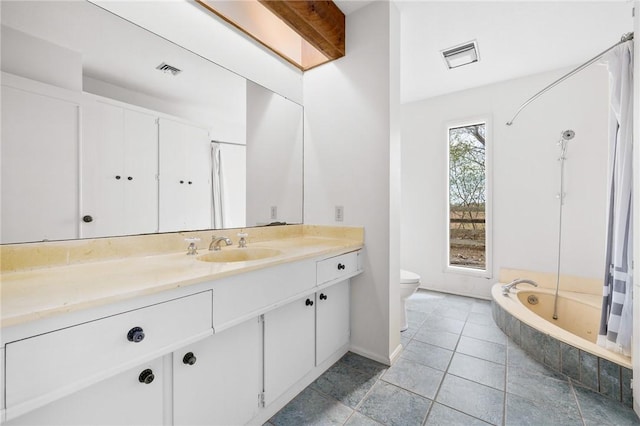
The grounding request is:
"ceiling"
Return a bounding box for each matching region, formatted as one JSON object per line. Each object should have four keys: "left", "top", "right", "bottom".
{"left": 2, "top": 1, "right": 633, "bottom": 107}
{"left": 334, "top": 0, "right": 633, "bottom": 104}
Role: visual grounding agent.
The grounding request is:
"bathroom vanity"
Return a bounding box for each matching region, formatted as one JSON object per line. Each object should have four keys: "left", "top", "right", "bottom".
{"left": 0, "top": 226, "right": 363, "bottom": 425}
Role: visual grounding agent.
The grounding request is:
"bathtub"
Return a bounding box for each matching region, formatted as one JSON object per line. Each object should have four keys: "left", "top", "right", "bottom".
{"left": 491, "top": 283, "right": 633, "bottom": 407}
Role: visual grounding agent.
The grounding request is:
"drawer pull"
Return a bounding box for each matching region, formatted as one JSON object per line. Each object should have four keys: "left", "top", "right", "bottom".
{"left": 127, "top": 326, "right": 145, "bottom": 343}
{"left": 305, "top": 298, "right": 314, "bottom": 307}
{"left": 319, "top": 293, "right": 328, "bottom": 301}
{"left": 337, "top": 263, "right": 346, "bottom": 270}
{"left": 138, "top": 369, "right": 155, "bottom": 384}
{"left": 183, "top": 352, "right": 197, "bottom": 366}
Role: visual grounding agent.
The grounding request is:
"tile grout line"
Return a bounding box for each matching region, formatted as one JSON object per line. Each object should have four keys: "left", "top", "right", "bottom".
{"left": 567, "top": 378, "right": 587, "bottom": 426}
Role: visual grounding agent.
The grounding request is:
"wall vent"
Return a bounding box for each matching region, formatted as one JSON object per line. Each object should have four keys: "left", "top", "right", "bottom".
{"left": 156, "top": 62, "right": 182, "bottom": 76}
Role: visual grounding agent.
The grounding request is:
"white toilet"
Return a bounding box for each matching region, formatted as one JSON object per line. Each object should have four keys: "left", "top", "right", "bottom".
{"left": 400, "top": 269, "right": 421, "bottom": 332}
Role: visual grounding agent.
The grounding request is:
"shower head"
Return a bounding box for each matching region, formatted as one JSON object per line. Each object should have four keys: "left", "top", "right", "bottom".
{"left": 561, "top": 130, "right": 575, "bottom": 141}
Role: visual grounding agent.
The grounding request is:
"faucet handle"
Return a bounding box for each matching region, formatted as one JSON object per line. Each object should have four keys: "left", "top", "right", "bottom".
{"left": 185, "top": 238, "right": 200, "bottom": 255}
{"left": 237, "top": 232, "right": 248, "bottom": 248}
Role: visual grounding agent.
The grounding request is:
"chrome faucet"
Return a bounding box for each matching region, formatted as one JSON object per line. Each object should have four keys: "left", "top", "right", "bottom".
{"left": 501, "top": 278, "right": 538, "bottom": 296}
{"left": 209, "top": 236, "right": 232, "bottom": 251}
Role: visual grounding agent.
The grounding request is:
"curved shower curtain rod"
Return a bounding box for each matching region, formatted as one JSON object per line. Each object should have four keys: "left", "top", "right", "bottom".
{"left": 506, "top": 32, "right": 634, "bottom": 126}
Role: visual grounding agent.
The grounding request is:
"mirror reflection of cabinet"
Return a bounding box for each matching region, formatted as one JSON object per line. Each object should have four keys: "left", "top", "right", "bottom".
{"left": 0, "top": 0, "right": 304, "bottom": 244}
{"left": 81, "top": 99, "right": 159, "bottom": 238}
{"left": 1, "top": 82, "right": 79, "bottom": 244}
{"left": 158, "top": 118, "right": 212, "bottom": 233}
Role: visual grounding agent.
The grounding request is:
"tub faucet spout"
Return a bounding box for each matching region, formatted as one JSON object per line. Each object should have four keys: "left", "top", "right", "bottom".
{"left": 501, "top": 278, "right": 538, "bottom": 296}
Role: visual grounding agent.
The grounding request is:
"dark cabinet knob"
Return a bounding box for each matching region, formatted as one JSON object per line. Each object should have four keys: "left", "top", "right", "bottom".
{"left": 82, "top": 215, "right": 93, "bottom": 223}
{"left": 180, "top": 180, "right": 184, "bottom": 184}
{"left": 139, "top": 369, "right": 155, "bottom": 384}
{"left": 183, "top": 352, "right": 197, "bottom": 365}
{"left": 127, "top": 176, "right": 133, "bottom": 181}
{"left": 320, "top": 293, "right": 328, "bottom": 300}
{"left": 305, "top": 298, "right": 314, "bottom": 306}
{"left": 337, "top": 263, "right": 346, "bottom": 270}
{"left": 115, "top": 175, "right": 121, "bottom": 180}
{"left": 188, "top": 181, "right": 192, "bottom": 185}
{"left": 127, "top": 326, "right": 145, "bottom": 343}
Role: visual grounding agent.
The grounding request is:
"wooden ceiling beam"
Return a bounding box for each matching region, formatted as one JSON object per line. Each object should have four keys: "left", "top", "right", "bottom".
{"left": 258, "top": 1, "right": 345, "bottom": 61}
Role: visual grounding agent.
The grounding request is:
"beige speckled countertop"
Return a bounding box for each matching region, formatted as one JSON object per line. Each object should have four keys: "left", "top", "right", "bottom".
{"left": 1, "top": 225, "right": 364, "bottom": 328}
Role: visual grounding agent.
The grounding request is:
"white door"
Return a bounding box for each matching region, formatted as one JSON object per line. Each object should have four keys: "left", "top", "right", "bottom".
{"left": 263, "top": 295, "right": 315, "bottom": 406}
{"left": 316, "top": 281, "right": 351, "bottom": 365}
{"left": 158, "top": 118, "right": 211, "bottom": 232}
{"left": 1, "top": 85, "right": 79, "bottom": 243}
{"left": 5, "top": 358, "right": 164, "bottom": 426}
{"left": 173, "top": 318, "right": 261, "bottom": 425}
{"left": 81, "top": 102, "right": 158, "bottom": 238}
{"left": 122, "top": 109, "right": 158, "bottom": 235}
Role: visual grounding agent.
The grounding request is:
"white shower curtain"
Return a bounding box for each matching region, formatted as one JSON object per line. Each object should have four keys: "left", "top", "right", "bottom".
{"left": 597, "top": 40, "right": 634, "bottom": 356}
{"left": 211, "top": 142, "right": 225, "bottom": 229}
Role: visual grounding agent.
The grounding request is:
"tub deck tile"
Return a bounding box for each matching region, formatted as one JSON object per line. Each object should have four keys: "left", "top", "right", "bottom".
{"left": 520, "top": 323, "right": 545, "bottom": 364}
{"left": 505, "top": 315, "right": 521, "bottom": 345}
{"left": 621, "top": 367, "right": 633, "bottom": 408}
{"left": 579, "top": 351, "right": 599, "bottom": 391}
{"left": 543, "top": 334, "right": 561, "bottom": 371}
{"left": 598, "top": 358, "right": 621, "bottom": 401}
{"left": 560, "top": 342, "right": 580, "bottom": 382}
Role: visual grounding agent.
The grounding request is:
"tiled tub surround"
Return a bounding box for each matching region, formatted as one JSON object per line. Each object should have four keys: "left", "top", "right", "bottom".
{"left": 492, "top": 293, "right": 633, "bottom": 408}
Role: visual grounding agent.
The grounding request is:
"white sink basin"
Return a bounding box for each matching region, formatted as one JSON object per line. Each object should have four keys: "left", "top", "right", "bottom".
{"left": 196, "top": 248, "right": 282, "bottom": 263}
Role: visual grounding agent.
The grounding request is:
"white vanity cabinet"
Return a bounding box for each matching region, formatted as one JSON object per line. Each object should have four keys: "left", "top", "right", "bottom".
{"left": 172, "top": 317, "right": 261, "bottom": 426}
{"left": 5, "top": 358, "right": 165, "bottom": 426}
{"left": 316, "top": 280, "right": 351, "bottom": 366}
{"left": 2, "top": 291, "right": 213, "bottom": 423}
{"left": 1, "top": 81, "right": 79, "bottom": 244}
{"left": 1, "top": 248, "right": 363, "bottom": 426}
{"left": 158, "top": 118, "right": 212, "bottom": 232}
{"left": 263, "top": 295, "right": 317, "bottom": 406}
{"left": 81, "top": 99, "right": 159, "bottom": 238}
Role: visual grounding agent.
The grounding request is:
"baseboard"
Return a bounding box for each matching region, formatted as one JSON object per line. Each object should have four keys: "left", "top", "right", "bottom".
{"left": 417, "top": 285, "right": 491, "bottom": 301}
{"left": 349, "top": 344, "right": 393, "bottom": 366}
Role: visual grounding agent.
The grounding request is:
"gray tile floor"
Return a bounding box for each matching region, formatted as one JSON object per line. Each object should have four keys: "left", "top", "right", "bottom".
{"left": 267, "top": 289, "right": 640, "bottom": 426}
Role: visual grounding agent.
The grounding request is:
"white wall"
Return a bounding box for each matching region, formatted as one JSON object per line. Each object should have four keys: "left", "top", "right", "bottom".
{"left": 83, "top": 76, "right": 246, "bottom": 144}
{"left": 0, "top": 25, "right": 82, "bottom": 91}
{"left": 402, "top": 65, "right": 609, "bottom": 299}
{"left": 304, "top": 1, "right": 401, "bottom": 364}
{"left": 246, "top": 81, "right": 303, "bottom": 226}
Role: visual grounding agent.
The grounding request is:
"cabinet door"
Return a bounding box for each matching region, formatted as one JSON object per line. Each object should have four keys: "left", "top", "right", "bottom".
{"left": 316, "top": 281, "right": 351, "bottom": 365}
{"left": 173, "top": 318, "right": 261, "bottom": 426}
{"left": 81, "top": 101, "right": 125, "bottom": 238}
{"left": 158, "top": 118, "right": 211, "bottom": 232}
{"left": 264, "top": 296, "right": 315, "bottom": 406}
{"left": 1, "top": 85, "right": 79, "bottom": 243}
{"left": 122, "top": 109, "right": 159, "bottom": 235}
{"left": 5, "top": 358, "right": 163, "bottom": 426}
{"left": 81, "top": 102, "right": 158, "bottom": 238}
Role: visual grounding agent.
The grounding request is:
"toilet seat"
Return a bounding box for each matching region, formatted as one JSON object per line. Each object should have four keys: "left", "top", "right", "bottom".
{"left": 401, "top": 269, "right": 420, "bottom": 284}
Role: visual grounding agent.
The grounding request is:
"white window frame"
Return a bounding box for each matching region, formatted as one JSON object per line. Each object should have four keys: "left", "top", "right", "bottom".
{"left": 444, "top": 115, "right": 493, "bottom": 278}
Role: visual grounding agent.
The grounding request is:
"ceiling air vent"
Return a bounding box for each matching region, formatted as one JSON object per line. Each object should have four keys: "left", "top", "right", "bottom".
{"left": 156, "top": 62, "right": 182, "bottom": 76}
{"left": 441, "top": 41, "right": 479, "bottom": 69}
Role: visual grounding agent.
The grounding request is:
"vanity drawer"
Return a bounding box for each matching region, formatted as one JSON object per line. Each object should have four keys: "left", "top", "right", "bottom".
{"left": 316, "top": 252, "right": 358, "bottom": 285}
{"left": 5, "top": 291, "right": 212, "bottom": 413}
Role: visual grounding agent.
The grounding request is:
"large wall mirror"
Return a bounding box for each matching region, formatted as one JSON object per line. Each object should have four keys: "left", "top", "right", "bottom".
{"left": 0, "top": 0, "right": 303, "bottom": 244}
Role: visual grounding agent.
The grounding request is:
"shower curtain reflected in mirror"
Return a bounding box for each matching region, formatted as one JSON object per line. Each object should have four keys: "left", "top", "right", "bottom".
{"left": 598, "top": 39, "right": 634, "bottom": 356}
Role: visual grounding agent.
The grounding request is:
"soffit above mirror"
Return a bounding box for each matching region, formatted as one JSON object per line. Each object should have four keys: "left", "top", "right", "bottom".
{"left": 196, "top": 0, "right": 345, "bottom": 71}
